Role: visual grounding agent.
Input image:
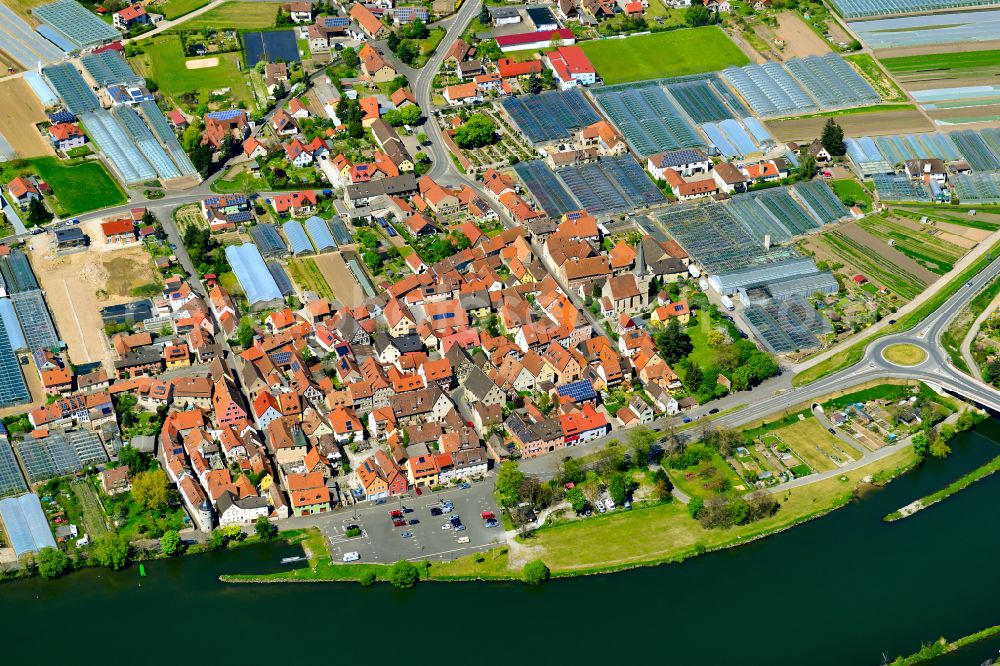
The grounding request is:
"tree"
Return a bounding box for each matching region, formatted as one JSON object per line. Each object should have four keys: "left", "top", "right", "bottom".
{"left": 347, "top": 119, "right": 364, "bottom": 139}
{"left": 746, "top": 490, "right": 778, "bottom": 521}
{"left": 397, "top": 40, "right": 419, "bottom": 65}
{"left": 27, "top": 198, "right": 51, "bottom": 224}
{"left": 132, "top": 469, "right": 171, "bottom": 511}
{"left": 363, "top": 250, "right": 381, "bottom": 272}
{"left": 387, "top": 31, "right": 401, "bottom": 51}
{"left": 116, "top": 444, "right": 150, "bottom": 475}
{"left": 453, "top": 114, "right": 498, "bottom": 149}
{"left": 609, "top": 473, "right": 628, "bottom": 506}
{"left": 191, "top": 143, "right": 214, "bottom": 177}
{"left": 37, "top": 547, "right": 69, "bottom": 579}
{"left": 341, "top": 47, "right": 359, "bottom": 68}
{"left": 383, "top": 104, "right": 421, "bottom": 127}
{"left": 655, "top": 317, "right": 693, "bottom": 364}
{"left": 92, "top": 533, "right": 131, "bottom": 570}
{"left": 798, "top": 154, "right": 817, "bottom": 181}
{"left": 652, "top": 468, "right": 674, "bottom": 500}
{"left": 236, "top": 316, "right": 255, "bottom": 349}
{"left": 821, "top": 118, "right": 846, "bottom": 157}
{"left": 388, "top": 559, "right": 419, "bottom": 588}
{"left": 401, "top": 19, "right": 428, "bottom": 39}
{"left": 255, "top": 516, "right": 278, "bottom": 541}
{"left": 561, "top": 457, "right": 584, "bottom": 485}
{"left": 495, "top": 461, "right": 525, "bottom": 507}
{"left": 685, "top": 3, "right": 711, "bottom": 26}
{"left": 525, "top": 74, "right": 543, "bottom": 95}
{"left": 160, "top": 530, "right": 183, "bottom": 556}
{"left": 522, "top": 559, "right": 550, "bottom": 585}
{"left": 929, "top": 435, "right": 951, "bottom": 459}
{"left": 688, "top": 496, "right": 704, "bottom": 519}
{"left": 359, "top": 569, "right": 377, "bottom": 586}
{"left": 567, "top": 487, "right": 588, "bottom": 513}
{"left": 479, "top": 4, "right": 490, "bottom": 24}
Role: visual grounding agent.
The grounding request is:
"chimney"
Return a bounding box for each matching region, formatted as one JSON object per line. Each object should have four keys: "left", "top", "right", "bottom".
{"left": 764, "top": 234, "right": 771, "bottom": 251}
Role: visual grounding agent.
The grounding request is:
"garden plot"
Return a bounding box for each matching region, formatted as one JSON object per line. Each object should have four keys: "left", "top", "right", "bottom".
{"left": 761, "top": 418, "right": 859, "bottom": 473}
{"left": 857, "top": 214, "right": 967, "bottom": 275}
{"left": 806, "top": 221, "right": 935, "bottom": 300}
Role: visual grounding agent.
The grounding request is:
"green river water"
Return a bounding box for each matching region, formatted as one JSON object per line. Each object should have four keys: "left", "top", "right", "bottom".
{"left": 4, "top": 422, "right": 1000, "bottom": 665}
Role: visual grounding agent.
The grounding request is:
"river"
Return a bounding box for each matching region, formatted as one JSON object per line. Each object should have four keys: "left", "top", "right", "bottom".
{"left": 3, "top": 422, "right": 1000, "bottom": 665}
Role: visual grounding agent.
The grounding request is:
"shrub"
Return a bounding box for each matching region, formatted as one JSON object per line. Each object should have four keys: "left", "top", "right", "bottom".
{"left": 359, "top": 570, "right": 377, "bottom": 587}
{"left": 388, "top": 560, "right": 419, "bottom": 589}
{"left": 522, "top": 559, "right": 550, "bottom": 585}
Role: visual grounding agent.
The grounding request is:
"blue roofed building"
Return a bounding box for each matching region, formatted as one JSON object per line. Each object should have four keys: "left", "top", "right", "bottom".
{"left": 282, "top": 220, "right": 315, "bottom": 255}
{"left": 225, "top": 243, "right": 285, "bottom": 310}
{"left": 304, "top": 216, "right": 336, "bottom": 251}
{"left": 0, "top": 494, "right": 57, "bottom": 557}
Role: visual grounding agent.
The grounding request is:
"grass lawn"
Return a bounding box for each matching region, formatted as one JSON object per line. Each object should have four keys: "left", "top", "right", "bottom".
{"left": 668, "top": 451, "right": 746, "bottom": 499}
{"left": 527, "top": 445, "right": 916, "bottom": 574}
{"left": 580, "top": 27, "right": 748, "bottom": 84}
{"left": 419, "top": 27, "right": 446, "bottom": 58}
{"left": 882, "top": 343, "right": 927, "bottom": 366}
{"left": 130, "top": 34, "right": 252, "bottom": 109}
{"left": 831, "top": 178, "right": 872, "bottom": 209}
{"left": 766, "top": 417, "right": 858, "bottom": 473}
{"left": 685, "top": 310, "right": 718, "bottom": 369}
{"left": 71, "top": 479, "right": 109, "bottom": 538}
{"left": 155, "top": 0, "right": 210, "bottom": 20}
{"left": 0, "top": 157, "right": 125, "bottom": 216}
{"left": 175, "top": 1, "right": 281, "bottom": 29}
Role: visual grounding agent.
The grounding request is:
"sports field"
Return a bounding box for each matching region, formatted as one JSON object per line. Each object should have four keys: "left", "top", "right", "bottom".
{"left": 177, "top": 1, "right": 281, "bottom": 29}
{"left": 0, "top": 157, "right": 125, "bottom": 216}
{"left": 129, "top": 34, "right": 252, "bottom": 108}
{"left": 580, "top": 27, "right": 748, "bottom": 85}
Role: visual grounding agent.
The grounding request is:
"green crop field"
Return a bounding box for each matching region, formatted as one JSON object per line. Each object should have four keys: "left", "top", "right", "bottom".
{"left": 0, "top": 157, "right": 125, "bottom": 216}
{"left": 580, "top": 27, "right": 748, "bottom": 85}
{"left": 177, "top": 1, "right": 281, "bottom": 29}
{"left": 129, "top": 34, "right": 252, "bottom": 108}
{"left": 288, "top": 258, "right": 334, "bottom": 300}
{"left": 858, "top": 215, "right": 965, "bottom": 275}
{"left": 879, "top": 49, "right": 1000, "bottom": 84}
{"left": 831, "top": 178, "right": 872, "bottom": 209}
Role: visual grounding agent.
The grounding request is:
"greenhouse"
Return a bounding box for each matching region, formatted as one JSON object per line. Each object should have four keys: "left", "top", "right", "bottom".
{"left": 225, "top": 244, "right": 284, "bottom": 310}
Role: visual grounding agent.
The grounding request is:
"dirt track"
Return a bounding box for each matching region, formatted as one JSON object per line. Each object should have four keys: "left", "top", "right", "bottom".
{"left": 0, "top": 77, "right": 54, "bottom": 159}
{"left": 775, "top": 12, "right": 831, "bottom": 60}
{"left": 313, "top": 252, "right": 366, "bottom": 308}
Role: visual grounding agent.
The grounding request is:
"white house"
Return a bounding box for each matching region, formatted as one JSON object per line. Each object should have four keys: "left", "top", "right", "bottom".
{"left": 216, "top": 491, "right": 270, "bottom": 526}
{"left": 647, "top": 148, "right": 712, "bottom": 180}
{"left": 546, "top": 46, "right": 596, "bottom": 90}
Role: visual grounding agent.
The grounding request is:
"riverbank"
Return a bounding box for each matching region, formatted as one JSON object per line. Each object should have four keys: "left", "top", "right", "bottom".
{"left": 222, "top": 445, "right": 919, "bottom": 585}
{"left": 885, "top": 451, "right": 1000, "bottom": 522}
{"left": 890, "top": 623, "right": 1000, "bottom": 665}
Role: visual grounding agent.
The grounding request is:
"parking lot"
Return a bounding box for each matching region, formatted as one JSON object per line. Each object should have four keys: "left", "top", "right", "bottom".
{"left": 316, "top": 481, "right": 505, "bottom": 565}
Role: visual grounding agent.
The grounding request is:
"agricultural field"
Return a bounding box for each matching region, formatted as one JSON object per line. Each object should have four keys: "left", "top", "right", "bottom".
{"left": 129, "top": 34, "right": 254, "bottom": 110}
{"left": 880, "top": 49, "right": 1000, "bottom": 84}
{"left": 288, "top": 257, "right": 335, "bottom": 301}
{"left": 149, "top": 0, "right": 210, "bottom": 20}
{"left": 0, "top": 157, "right": 125, "bottom": 216}
{"left": 177, "top": 1, "right": 281, "bottom": 30}
{"left": 803, "top": 221, "right": 936, "bottom": 300}
{"left": 766, "top": 108, "right": 933, "bottom": 142}
{"left": 0, "top": 78, "right": 54, "bottom": 159}
{"left": 580, "top": 27, "right": 748, "bottom": 84}
{"left": 857, "top": 214, "right": 968, "bottom": 274}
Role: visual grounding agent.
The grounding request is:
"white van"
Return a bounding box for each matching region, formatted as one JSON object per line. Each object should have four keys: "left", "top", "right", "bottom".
{"left": 456, "top": 536, "right": 470, "bottom": 544}
{"left": 343, "top": 551, "right": 360, "bottom": 562}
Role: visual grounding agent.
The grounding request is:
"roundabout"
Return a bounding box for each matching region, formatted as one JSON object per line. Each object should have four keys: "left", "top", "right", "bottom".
{"left": 881, "top": 343, "right": 929, "bottom": 367}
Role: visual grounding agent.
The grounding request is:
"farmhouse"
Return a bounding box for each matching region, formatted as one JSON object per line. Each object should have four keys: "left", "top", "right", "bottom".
{"left": 48, "top": 122, "right": 86, "bottom": 152}
{"left": 546, "top": 46, "right": 596, "bottom": 89}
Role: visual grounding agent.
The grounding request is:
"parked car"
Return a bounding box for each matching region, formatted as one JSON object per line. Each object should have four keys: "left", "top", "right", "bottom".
{"left": 624, "top": 501, "right": 632, "bottom": 510}
{"left": 430, "top": 507, "right": 443, "bottom": 516}
{"left": 597, "top": 502, "right": 606, "bottom": 514}
{"left": 400, "top": 531, "right": 413, "bottom": 538}
{"left": 441, "top": 522, "right": 452, "bottom": 530}
{"left": 454, "top": 524, "right": 466, "bottom": 531}
{"left": 389, "top": 509, "right": 403, "bottom": 518}
{"left": 682, "top": 417, "right": 692, "bottom": 424}
{"left": 480, "top": 511, "right": 495, "bottom": 520}
{"left": 484, "top": 519, "right": 498, "bottom": 528}
{"left": 408, "top": 519, "right": 419, "bottom": 525}
{"left": 343, "top": 552, "right": 360, "bottom": 562}
{"left": 708, "top": 408, "right": 720, "bottom": 415}
{"left": 374, "top": 498, "right": 386, "bottom": 505}
{"left": 459, "top": 482, "right": 471, "bottom": 489}
{"left": 441, "top": 505, "right": 453, "bottom": 514}
{"left": 415, "top": 486, "right": 422, "bottom": 496}
{"left": 605, "top": 498, "right": 616, "bottom": 511}
{"left": 393, "top": 519, "right": 406, "bottom": 527}
{"left": 456, "top": 536, "right": 470, "bottom": 544}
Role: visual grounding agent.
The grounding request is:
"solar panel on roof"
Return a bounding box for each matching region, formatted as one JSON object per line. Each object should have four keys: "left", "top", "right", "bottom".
{"left": 207, "top": 109, "right": 246, "bottom": 121}
{"left": 558, "top": 380, "right": 596, "bottom": 402}
{"left": 324, "top": 16, "right": 349, "bottom": 26}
